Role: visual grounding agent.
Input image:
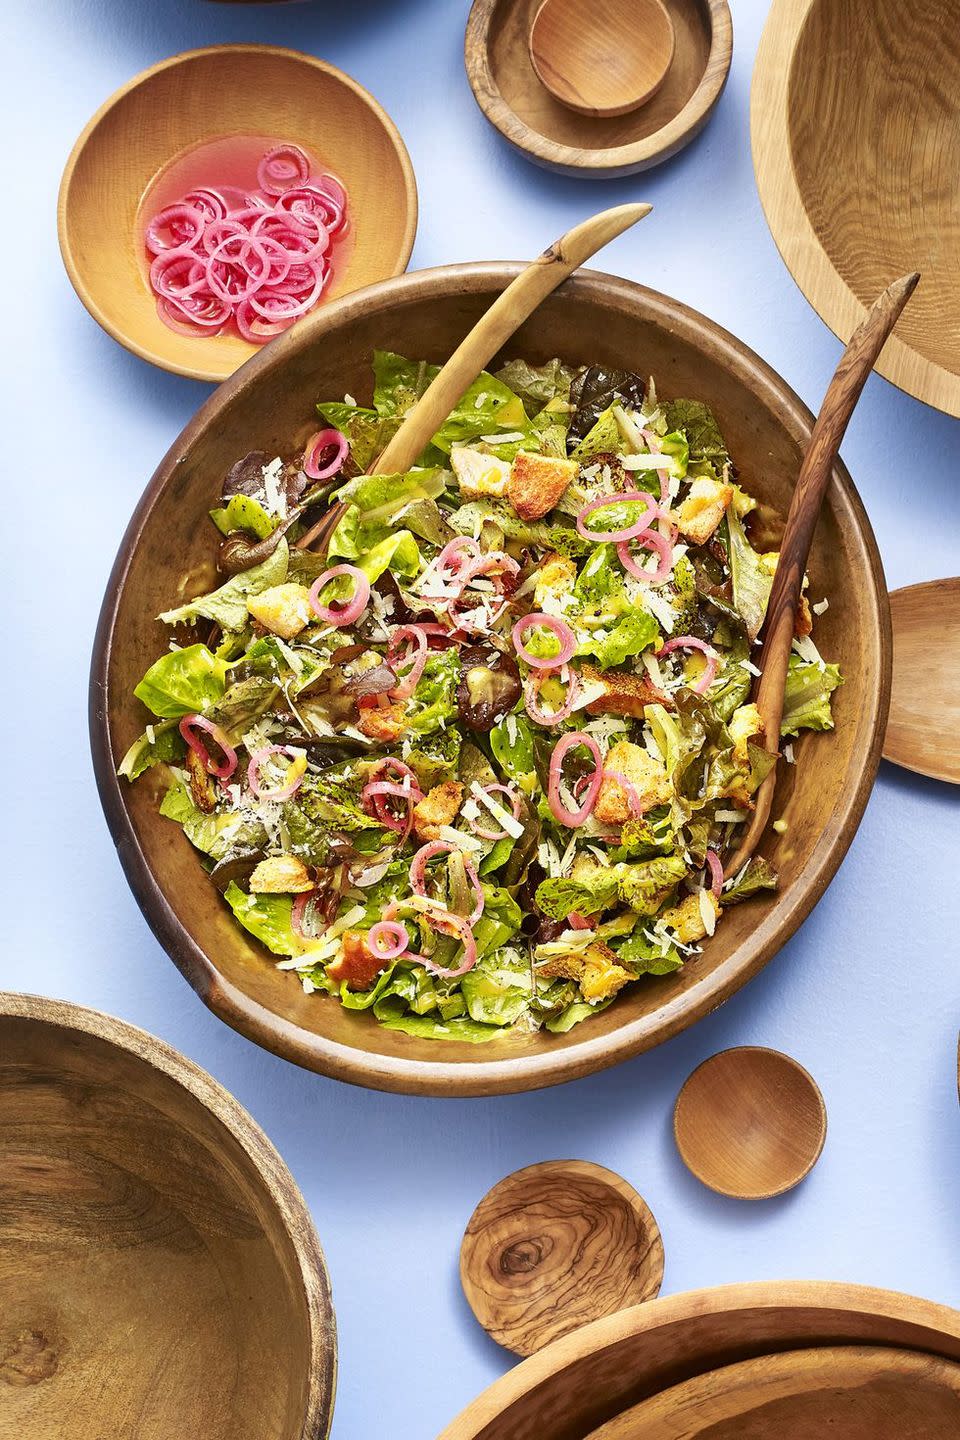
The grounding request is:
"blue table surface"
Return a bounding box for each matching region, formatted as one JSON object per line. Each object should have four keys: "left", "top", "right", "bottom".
{"left": 4, "top": 0, "right": 959, "bottom": 1434}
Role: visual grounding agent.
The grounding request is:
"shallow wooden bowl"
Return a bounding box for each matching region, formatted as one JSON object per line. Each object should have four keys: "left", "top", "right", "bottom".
{"left": 58, "top": 45, "right": 417, "bottom": 383}
{"left": 587, "top": 1346, "right": 960, "bottom": 1438}
{"left": 673, "top": 1047, "right": 826, "bottom": 1199}
{"left": 752, "top": 0, "right": 960, "bottom": 417}
{"left": 436, "top": 1282, "right": 960, "bottom": 1440}
{"left": 464, "top": 0, "right": 732, "bottom": 177}
{"left": 91, "top": 264, "right": 889, "bottom": 1096}
{"left": 0, "top": 992, "right": 335, "bottom": 1438}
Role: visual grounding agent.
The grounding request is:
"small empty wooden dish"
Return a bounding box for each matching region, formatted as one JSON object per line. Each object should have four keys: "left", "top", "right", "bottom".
{"left": 58, "top": 45, "right": 417, "bottom": 383}
{"left": 460, "top": 1160, "right": 664, "bottom": 1355}
{"left": 528, "top": 0, "right": 676, "bottom": 118}
{"left": 587, "top": 1346, "right": 960, "bottom": 1438}
{"left": 883, "top": 579, "right": 960, "bottom": 785}
{"left": 674, "top": 1046, "right": 826, "bottom": 1199}
{"left": 0, "top": 992, "right": 335, "bottom": 1440}
{"left": 753, "top": 0, "right": 960, "bottom": 417}
{"left": 465, "top": 0, "right": 732, "bottom": 177}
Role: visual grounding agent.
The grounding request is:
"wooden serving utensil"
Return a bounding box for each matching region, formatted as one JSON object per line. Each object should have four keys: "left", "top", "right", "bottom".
{"left": 883, "top": 578, "right": 960, "bottom": 784}
{"left": 528, "top": 0, "right": 676, "bottom": 118}
{"left": 297, "top": 201, "right": 651, "bottom": 552}
{"left": 724, "top": 270, "right": 920, "bottom": 878}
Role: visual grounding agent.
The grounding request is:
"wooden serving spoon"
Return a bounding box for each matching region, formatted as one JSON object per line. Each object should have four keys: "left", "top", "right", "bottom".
{"left": 724, "top": 271, "right": 920, "bottom": 878}
{"left": 297, "top": 201, "right": 651, "bottom": 551}
{"left": 529, "top": 0, "right": 677, "bottom": 118}
{"left": 883, "top": 578, "right": 960, "bottom": 784}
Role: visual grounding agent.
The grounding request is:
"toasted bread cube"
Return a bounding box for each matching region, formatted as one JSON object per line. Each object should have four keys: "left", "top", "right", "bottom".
{"left": 579, "top": 941, "right": 632, "bottom": 1003}
{"left": 659, "top": 890, "right": 720, "bottom": 944}
{"left": 249, "top": 853, "right": 314, "bottom": 894}
{"left": 581, "top": 663, "right": 672, "bottom": 718}
{"left": 508, "top": 451, "right": 578, "bottom": 521}
{"left": 357, "top": 699, "right": 407, "bottom": 743}
{"left": 412, "top": 781, "right": 464, "bottom": 842}
{"left": 247, "top": 583, "right": 314, "bottom": 639}
{"left": 450, "top": 446, "right": 511, "bottom": 499}
{"left": 795, "top": 592, "right": 813, "bottom": 638}
{"left": 327, "top": 931, "right": 384, "bottom": 991}
{"left": 595, "top": 741, "right": 671, "bottom": 824}
{"left": 674, "top": 477, "right": 734, "bottom": 545}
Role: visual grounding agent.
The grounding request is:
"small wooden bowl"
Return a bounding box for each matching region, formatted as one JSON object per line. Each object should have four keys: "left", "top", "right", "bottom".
{"left": 0, "top": 992, "right": 335, "bottom": 1440}
{"left": 464, "top": 0, "right": 732, "bottom": 177}
{"left": 58, "top": 45, "right": 417, "bottom": 383}
{"left": 884, "top": 579, "right": 960, "bottom": 785}
{"left": 753, "top": 0, "right": 960, "bottom": 417}
{"left": 674, "top": 1047, "right": 826, "bottom": 1199}
{"left": 436, "top": 1282, "right": 960, "bottom": 1440}
{"left": 460, "top": 1161, "right": 664, "bottom": 1356}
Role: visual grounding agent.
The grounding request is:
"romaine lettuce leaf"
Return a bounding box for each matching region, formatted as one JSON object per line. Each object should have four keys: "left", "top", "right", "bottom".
{"left": 661, "top": 399, "right": 729, "bottom": 479}
{"left": 117, "top": 719, "right": 184, "bottom": 779}
{"left": 568, "top": 366, "right": 646, "bottom": 443}
{"left": 494, "top": 357, "right": 575, "bottom": 415}
{"left": 134, "top": 644, "right": 229, "bottom": 719}
{"left": 370, "top": 998, "right": 510, "bottom": 1042}
{"left": 781, "top": 655, "right": 842, "bottom": 735}
{"left": 614, "top": 928, "right": 683, "bottom": 974}
{"left": 373, "top": 351, "right": 533, "bottom": 454}
{"left": 160, "top": 784, "right": 264, "bottom": 861}
{"left": 223, "top": 882, "right": 318, "bottom": 957}
{"left": 209, "top": 493, "right": 276, "bottom": 540}
{"left": 726, "top": 510, "right": 772, "bottom": 642}
{"left": 159, "top": 541, "right": 289, "bottom": 633}
{"left": 577, "top": 610, "right": 660, "bottom": 669}
{"left": 545, "top": 998, "right": 613, "bottom": 1033}
{"left": 461, "top": 947, "right": 532, "bottom": 1025}
{"left": 315, "top": 400, "right": 408, "bottom": 472}
{"left": 407, "top": 650, "right": 460, "bottom": 735}
{"left": 490, "top": 713, "right": 537, "bottom": 784}
{"left": 326, "top": 511, "right": 422, "bottom": 581}
{"left": 720, "top": 855, "right": 778, "bottom": 906}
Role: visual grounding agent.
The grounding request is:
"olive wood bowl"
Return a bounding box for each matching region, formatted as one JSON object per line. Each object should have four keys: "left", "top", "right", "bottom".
{"left": 0, "top": 992, "right": 335, "bottom": 1439}
{"left": 91, "top": 264, "right": 890, "bottom": 1096}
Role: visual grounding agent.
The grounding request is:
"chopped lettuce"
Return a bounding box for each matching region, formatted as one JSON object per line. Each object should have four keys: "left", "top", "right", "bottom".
{"left": 781, "top": 655, "right": 842, "bottom": 735}
{"left": 726, "top": 510, "right": 773, "bottom": 643}
{"left": 373, "top": 350, "right": 533, "bottom": 455}
{"left": 209, "top": 493, "right": 276, "bottom": 540}
{"left": 159, "top": 541, "right": 289, "bottom": 633}
{"left": 661, "top": 399, "right": 729, "bottom": 479}
{"left": 315, "top": 401, "right": 410, "bottom": 471}
{"left": 577, "top": 610, "right": 660, "bottom": 669}
{"left": 134, "top": 644, "right": 229, "bottom": 719}
{"left": 720, "top": 855, "right": 778, "bottom": 905}
{"left": 326, "top": 511, "right": 422, "bottom": 581}
{"left": 118, "top": 719, "right": 184, "bottom": 780}
{"left": 494, "top": 357, "right": 575, "bottom": 415}
{"left": 461, "top": 947, "right": 532, "bottom": 1025}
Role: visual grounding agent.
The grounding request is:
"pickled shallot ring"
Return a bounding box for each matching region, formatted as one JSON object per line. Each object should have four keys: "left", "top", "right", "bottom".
{"left": 469, "top": 783, "right": 522, "bottom": 842}
{"left": 512, "top": 613, "right": 576, "bottom": 669}
{"left": 656, "top": 635, "right": 719, "bottom": 695}
{"left": 617, "top": 526, "right": 673, "bottom": 584}
{"left": 576, "top": 488, "right": 660, "bottom": 543}
{"left": 705, "top": 848, "right": 724, "bottom": 898}
{"left": 303, "top": 427, "right": 349, "bottom": 481}
{"left": 413, "top": 905, "right": 478, "bottom": 980}
{"left": 547, "top": 731, "right": 603, "bottom": 828}
{"left": 257, "top": 143, "right": 311, "bottom": 196}
{"left": 367, "top": 921, "right": 409, "bottom": 960}
{"left": 387, "top": 624, "right": 429, "bottom": 700}
{"left": 247, "top": 745, "right": 307, "bottom": 801}
{"left": 409, "top": 841, "right": 484, "bottom": 925}
{"left": 361, "top": 780, "right": 417, "bottom": 836}
{"left": 144, "top": 202, "right": 205, "bottom": 254}
{"left": 308, "top": 565, "right": 370, "bottom": 626}
{"left": 523, "top": 663, "right": 580, "bottom": 726}
{"left": 178, "top": 714, "right": 237, "bottom": 779}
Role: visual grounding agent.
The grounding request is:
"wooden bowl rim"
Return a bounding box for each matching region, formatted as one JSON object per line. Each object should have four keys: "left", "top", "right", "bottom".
{"left": 89, "top": 261, "right": 891, "bottom": 1097}
{"left": 464, "top": 0, "right": 733, "bottom": 174}
{"left": 436, "top": 1280, "right": 960, "bottom": 1439}
{"left": 751, "top": 0, "right": 960, "bottom": 418}
{"left": 883, "top": 577, "right": 960, "bottom": 784}
{"left": 56, "top": 43, "right": 418, "bottom": 384}
{"left": 0, "top": 989, "right": 337, "bottom": 1438}
{"left": 673, "top": 1045, "right": 827, "bottom": 1199}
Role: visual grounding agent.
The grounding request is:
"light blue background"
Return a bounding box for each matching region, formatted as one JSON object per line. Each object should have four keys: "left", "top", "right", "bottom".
{"left": 3, "top": 1, "right": 959, "bottom": 1434}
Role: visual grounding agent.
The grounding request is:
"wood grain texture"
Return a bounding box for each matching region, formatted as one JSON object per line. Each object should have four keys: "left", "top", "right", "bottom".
{"left": 528, "top": 0, "right": 675, "bottom": 117}
{"left": 464, "top": 0, "right": 731, "bottom": 176}
{"left": 673, "top": 1046, "right": 826, "bottom": 1199}
{"left": 90, "top": 264, "right": 889, "bottom": 1096}
{"left": 436, "top": 1282, "right": 960, "bottom": 1440}
{"left": 752, "top": 0, "right": 960, "bottom": 417}
{"left": 587, "top": 1346, "right": 960, "bottom": 1438}
{"left": 0, "top": 992, "right": 335, "bottom": 1440}
{"left": 460, "top": 1161, "right": 663, "bottom": 1356}
{"left": 724, "top": 272, "right": 917, "bottom": 878}
{"left": 884, "top": 578, "right": 960, "bottom": 784}
{"left": 57, "top": 45, "right": 417, "bottom": 383}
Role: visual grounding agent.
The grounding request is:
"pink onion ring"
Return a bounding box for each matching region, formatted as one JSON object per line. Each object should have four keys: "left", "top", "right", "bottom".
{"left": 576, "top": 489, "right": 659, "bottom": 543}
{"left": 656, "top": 635, "right": 719, "bottom": 695}
{"left": 303, "top": 428, "right": 348, "bottom": 481}
{"left": 247, "top": 745, "right": 306, "bottom": 801}
{"left": 178, "top": 714, "right": 237, "bottom": 779}
{"left": 361, "top": 780, "right": 418, "bottom": 838}
{"left": 410, "top": 841, "right": 484, "bottom": 925}
{"left": 512, "top": 613, "right": 576, "bottom": 670}
{"left": 387, "top": 625, "right": 429, "bottom": 700}
{"left": 406, "top": 905, "right": 478, "bottom": 980}
{"left": 448, "top": 552, "right": 520, "bottom": 630}
{"left": 257, "top": 143, "right": 311, "bottom": 196}
{"left": 308, "top": 565, "right": 370, "bottom": 626}
{"left": 705, "top": 848, "right": 724, "bottom": 898}
{"left": 547, "top": 732, "right": 603, "bottom": 828}
{"left": 367, "top": 921, "right": 409, "bottom": 960}
{"left": 469, "top": 783, "right": 522, "bottom": 841}
{"left": 145, "top": 203, "right": 205, "bottom": 254}
{"left": 523, "top": 664, "right": 580, "bottom": 726}
{"left": 617, "top": 527, "right": 674, "bottom": 585}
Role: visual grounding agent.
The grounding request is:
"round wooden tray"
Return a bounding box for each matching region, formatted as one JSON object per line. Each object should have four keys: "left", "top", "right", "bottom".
{"left": 752, "top": 0, "right": 960, "bottom": 417}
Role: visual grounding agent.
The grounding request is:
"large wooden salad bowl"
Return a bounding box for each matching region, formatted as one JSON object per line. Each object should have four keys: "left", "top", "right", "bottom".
{"left": 91, "top": 265, "right": 890, "bottom": 1095}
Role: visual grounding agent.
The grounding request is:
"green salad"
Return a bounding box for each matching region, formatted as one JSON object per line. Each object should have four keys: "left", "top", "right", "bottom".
{"left": 122, "top": 353, "right": 841, "bottom": 1042}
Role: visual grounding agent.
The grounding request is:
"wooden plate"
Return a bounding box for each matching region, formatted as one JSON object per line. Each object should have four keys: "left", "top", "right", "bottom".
{"left": 464, "top": 0, "right": 732, "bottom": 177}
{"left": 436, "top": 1282, "right": 960, "bottom": 1440}
{"left": 0, "top": 992, "right": 335, "bottom": 1440}
{"left": 58, "top": 45, "right": 417, "bottom": 383}
{"left": 90, "top": 265, "right": 889, "bottom": 1096}
{"left": 588, "top": 1346, "right": 960, "bottom": 1437}
{"left": 460, "top": 1161, "right": 664, "bottom": 1356}
{"left": 752, "top": 0, "right": 960, "bottom": 417}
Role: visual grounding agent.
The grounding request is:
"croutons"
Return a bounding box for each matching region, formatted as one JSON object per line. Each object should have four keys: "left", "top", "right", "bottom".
{"left": 507, "top": 450, "right": 578, "bottom": 521}
{"left": 659, "top": 890, "right": 720, "bottom": 944}
{"left": 673, "top": 477, "right": 734, "bottom": 545}
{"left": 594, "top": 741, "right": 672, "bottom": 824}
{"left": 533, "top": 552, "right": 577, "bottom": 614}
{"left": 450, "top": 446, "right": 511, "bottom": 499}
{"left": 247, "top": 583, "right": 314, "bottom": 639}
{"left": 795, "top": 592, "right": 812, "bottom": 638}
{"left": 582, "top": 663, "right": 672, "bottom": 718}
{"left": 357, "top": 699, "right": 407, "bottom": 742}
{"left": 249, "top": 853, "right": 314, "bottom": 894}
{"left": 411, "top": 780, "right": 464, "bottom": 842}
{"left": 538, "top": 940, "right": 631, "bottom": 1004}
{"left": 327, "top": 931, "right": 384, "bottom": 991}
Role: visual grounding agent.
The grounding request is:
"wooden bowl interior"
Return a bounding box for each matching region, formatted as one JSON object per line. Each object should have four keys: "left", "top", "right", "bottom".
{"left": 97, "top": 269, "right": 887, "bottom": 1093}
{"left": 60, "top": 47, "right": 415, "bottom": 381}
{"left": 484, "top": 0, "right": 713, "bottom": 152}
{"left": 786, "top": 0, "right": 960, "bottom": 381}
{"left": 0, "top": 1006, "right": 323, "bottom": 1439}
